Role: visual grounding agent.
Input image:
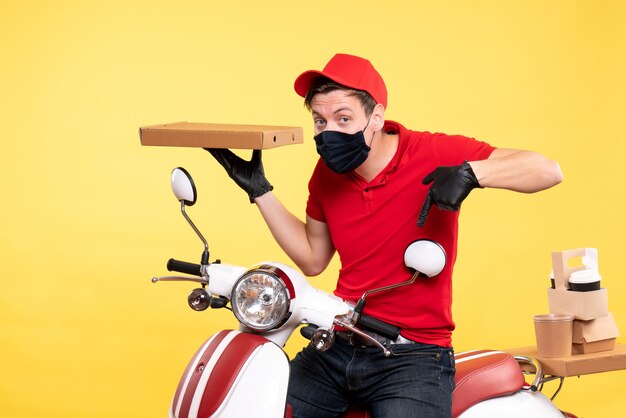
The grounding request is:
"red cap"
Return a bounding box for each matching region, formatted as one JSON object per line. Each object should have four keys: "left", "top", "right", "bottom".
{"left": 294, "top": 53, "right": 387, "bottom": 108}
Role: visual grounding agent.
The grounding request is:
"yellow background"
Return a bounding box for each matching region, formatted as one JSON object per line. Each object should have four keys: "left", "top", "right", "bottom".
{"left": 1, "top": 1, "right": 624, "bottom": 416}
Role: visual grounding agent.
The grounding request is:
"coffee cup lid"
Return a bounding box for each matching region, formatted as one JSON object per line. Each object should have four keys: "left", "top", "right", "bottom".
{"left": 533, "top": 313, "right": 574, "bottom": 322}
{"left": 569, "top": 269, "right": 601, "bottom": 284}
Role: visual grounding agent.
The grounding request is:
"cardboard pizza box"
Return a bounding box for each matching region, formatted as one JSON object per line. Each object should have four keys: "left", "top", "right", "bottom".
{"left": 139, "top": 122, "right": 303, "bottom": 149}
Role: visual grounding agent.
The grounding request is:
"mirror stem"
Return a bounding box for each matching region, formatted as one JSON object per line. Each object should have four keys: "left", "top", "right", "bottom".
{"left": 201, "top": 249, "right": 209, "bottom": 265}
{"left": 180, "top": 201, "right": 209, "bottom": 261}
{"left": 354, "top": 271, "right": 421, "bottom": 316}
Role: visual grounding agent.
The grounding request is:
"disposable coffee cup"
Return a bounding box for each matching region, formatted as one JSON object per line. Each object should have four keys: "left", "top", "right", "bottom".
{"left": 534, "top": 314, "right": 574, "bottom": 358}
{"left": 568, "top": 269, "right": 601, "bottom": 292}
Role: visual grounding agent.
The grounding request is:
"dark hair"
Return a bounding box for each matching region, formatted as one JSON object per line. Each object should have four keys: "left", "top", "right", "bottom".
{"left": 304, "top": 76, "right": 377, "bottom": 117}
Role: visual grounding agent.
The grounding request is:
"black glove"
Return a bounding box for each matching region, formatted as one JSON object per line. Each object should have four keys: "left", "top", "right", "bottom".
{"left": 205, "top": 148, "right": 273, "bottom": 203}
{"left": 418, "top": 161, "right": 481, "bottom": 227}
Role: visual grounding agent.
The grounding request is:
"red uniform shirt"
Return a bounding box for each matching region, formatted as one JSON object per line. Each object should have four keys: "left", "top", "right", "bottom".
{"left": 306, "top": 121, "right": 495, "bottom": 347}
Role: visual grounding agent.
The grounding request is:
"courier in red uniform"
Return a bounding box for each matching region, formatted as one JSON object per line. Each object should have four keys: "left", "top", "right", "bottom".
{"left": 208, "top": 53, "right": 563, "bottom": 418}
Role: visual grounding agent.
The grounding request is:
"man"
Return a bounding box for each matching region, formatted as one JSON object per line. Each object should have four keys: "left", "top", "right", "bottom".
{"left": 207, "top": 53, "right": 562, "bottom": 418}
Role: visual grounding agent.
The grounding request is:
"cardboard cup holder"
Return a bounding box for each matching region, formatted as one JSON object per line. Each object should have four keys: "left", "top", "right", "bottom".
{"left": 548, "top": 248, "right": 608, "bottom": 320}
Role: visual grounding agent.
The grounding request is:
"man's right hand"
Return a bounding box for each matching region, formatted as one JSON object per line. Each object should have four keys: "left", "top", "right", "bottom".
{"left": 205, "top": 148, "right": 273, "bottom": 203}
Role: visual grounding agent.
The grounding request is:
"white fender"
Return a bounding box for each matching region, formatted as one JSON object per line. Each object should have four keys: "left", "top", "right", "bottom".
{"left": 459, "top": 390, "right": 565, "bottom": 418}
{"left": 170, "top": 330, "right": 290, "bottom": 418}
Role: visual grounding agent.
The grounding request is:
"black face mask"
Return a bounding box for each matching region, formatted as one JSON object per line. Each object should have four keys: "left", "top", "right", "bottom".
{"left": 314, "top": 123, "right": 372, "bottom": 174}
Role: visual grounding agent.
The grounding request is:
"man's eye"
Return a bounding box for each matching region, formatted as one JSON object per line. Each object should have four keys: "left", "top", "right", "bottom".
{"left": 339, "top": 117, "right": 350, "bottom": 124}
{"left": 314, "top": 119, "right": 326, "bottom": 126}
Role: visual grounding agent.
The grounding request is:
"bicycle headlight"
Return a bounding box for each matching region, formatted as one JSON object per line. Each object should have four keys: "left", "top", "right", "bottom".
{"left": 231, "top": 265, "right": 293, "bottom": 331}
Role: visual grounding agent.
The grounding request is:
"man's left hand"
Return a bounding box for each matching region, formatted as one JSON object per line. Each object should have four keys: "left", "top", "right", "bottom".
{"left": 418, "top": 161, "right": 481, "bottom": 227}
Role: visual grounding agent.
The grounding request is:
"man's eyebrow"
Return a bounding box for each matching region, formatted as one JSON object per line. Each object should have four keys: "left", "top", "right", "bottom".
{"left": 311, "top": 107, "right": 355, "bottom": 117}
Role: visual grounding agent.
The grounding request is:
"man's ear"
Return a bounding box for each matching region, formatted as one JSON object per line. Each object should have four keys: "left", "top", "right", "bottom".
{"left": 371, "top": 103, "right": 385, "bottom": 131}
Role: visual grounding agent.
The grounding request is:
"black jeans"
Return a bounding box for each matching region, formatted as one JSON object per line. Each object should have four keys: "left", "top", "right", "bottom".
{"left": 288, "top": 337, "right": 455, "bottom": 418}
